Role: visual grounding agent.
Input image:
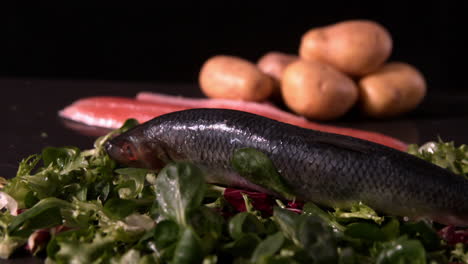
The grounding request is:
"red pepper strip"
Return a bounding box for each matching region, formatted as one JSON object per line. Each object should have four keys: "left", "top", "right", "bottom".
{"left": 59, "top": 94, "right": 407, "bottom": 151}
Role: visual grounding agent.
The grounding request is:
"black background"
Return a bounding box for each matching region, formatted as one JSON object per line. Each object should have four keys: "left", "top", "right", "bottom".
{"left": 0, "top": 5, "right": 467, "bottom": 263}
{"left": 0, "top": 3, "right": 464, "bottom": 92}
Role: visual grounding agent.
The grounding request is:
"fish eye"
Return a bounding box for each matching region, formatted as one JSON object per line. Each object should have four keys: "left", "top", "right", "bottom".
{"left": 122, "top": 142, "right": 138, "bottom": 161}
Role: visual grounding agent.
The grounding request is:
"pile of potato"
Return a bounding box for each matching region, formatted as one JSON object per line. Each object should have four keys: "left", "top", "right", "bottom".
{"left": 199, "top": 20, "right": 426, "bottom": 120}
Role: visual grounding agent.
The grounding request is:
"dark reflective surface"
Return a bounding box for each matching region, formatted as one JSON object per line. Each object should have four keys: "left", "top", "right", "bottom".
{"left": 2, "top": 78, "right": 468, "bottom": 178}
{"left": 1, "top": 78, "right": 468, "bottom": 263}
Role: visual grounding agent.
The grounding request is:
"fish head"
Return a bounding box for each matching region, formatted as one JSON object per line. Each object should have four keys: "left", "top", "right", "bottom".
{"left": 105, "top": 134, "right": 166, "bottom": 170}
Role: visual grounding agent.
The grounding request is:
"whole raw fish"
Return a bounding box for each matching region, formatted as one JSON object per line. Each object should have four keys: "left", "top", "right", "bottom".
{"left": 106, "top": 108, "right": 468, "bottom": 226}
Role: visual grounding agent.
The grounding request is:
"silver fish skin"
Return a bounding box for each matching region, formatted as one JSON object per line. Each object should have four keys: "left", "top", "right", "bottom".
{"left": 106, "top": 108, "right": 468, "bottom": 226}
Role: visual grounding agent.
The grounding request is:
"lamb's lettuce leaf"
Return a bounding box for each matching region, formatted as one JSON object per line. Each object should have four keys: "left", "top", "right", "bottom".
{"left": 0, "top": 120, "right": 467, "bottom": 263}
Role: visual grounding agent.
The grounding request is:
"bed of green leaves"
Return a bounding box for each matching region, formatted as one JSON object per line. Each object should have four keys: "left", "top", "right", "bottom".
{"left": 1, "top": 121, "right": 468, "bottom": 263}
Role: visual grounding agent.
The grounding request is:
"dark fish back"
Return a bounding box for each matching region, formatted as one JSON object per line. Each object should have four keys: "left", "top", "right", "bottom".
{"left": 139, "top": 108, "right": 468, "bottom": 223}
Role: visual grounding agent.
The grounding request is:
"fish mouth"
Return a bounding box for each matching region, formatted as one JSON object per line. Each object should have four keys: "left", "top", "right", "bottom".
{"left": 104, "top": 139, "right": 160, "bottom": 169}
{"left": 104, "top": 139, "right": 131, "bottom": 166}
{"left": 104, "top": 140, "right": 120, "bottom": 161}
{"left": 104, "top": 140, "right": 112, "bottom": 153}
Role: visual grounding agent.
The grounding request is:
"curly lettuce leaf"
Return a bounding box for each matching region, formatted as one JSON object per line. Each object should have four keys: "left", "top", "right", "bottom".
{"left": 450, "top": 243, "right": 468, "bottom": 264}
{"left": 53, "top": 233, "right": 115, "bottom": 264}
{"left": 0, "top": 214, "right": 27, "bottom": 259}
{"left": 333, "top": 202, "right": 384, "bottom": 225}
{"left": 408, "top": 140, "right": 468, "bottom": 178}
{"left": 2, "top": 119, "right": 468, "bottom": 263}
{"left": 114, "top": 168, "right": 149, "bottom": 199}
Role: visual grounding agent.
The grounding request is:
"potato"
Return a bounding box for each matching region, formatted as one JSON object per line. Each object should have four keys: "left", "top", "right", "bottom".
{"left": 199, "top": 55, "right": 274, "bottom": 101}
{"left": 257, "top": 52, "right": 298, "bottom": 99}
{"left": 299, "top": 20, "right": 392, "bottom": 76}
{"left": 281, "top": 59, "right": 358, "bottom": 120}
{"left": 358, "top": 62, "right": 426, "bottom": 118}
{"left": 257, "top": 52, "right": 299, "bottom": 82}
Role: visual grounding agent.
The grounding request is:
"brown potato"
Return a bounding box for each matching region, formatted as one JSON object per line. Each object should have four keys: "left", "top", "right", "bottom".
{"left": 257, "top": 52, "right": 299, "bottom": 100}
{"left": 199, "top": 55, "right": 274, "bottom": 101}
{"left": 281, "top": 59, "right": 358, "bottom": 120}
{"left": 257, "top": 52, "right": 299, "bottom": 81}
{"left": 299, "top": 20, "right": 392, "bottom": 76}
{"left": 358, "top": 62, "right": 426, "bottom": 118}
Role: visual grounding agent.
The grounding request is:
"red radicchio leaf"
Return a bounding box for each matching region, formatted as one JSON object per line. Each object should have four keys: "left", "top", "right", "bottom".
{"left": 439, "top": 225, "right": 468, "bottom": 245}
{"left": 223, "top": 188, "right": 274, "bottom": 216}
{"left": 285, "top": 208, "right": 302, "bottom": 214}
{"left": 16, "top": 208, "right": 27, "bottom": 215}
{"left": 286, "top": 200, "right": 304, "bottom": 214}
{"left": 287, "top": 200, "right": 304, "bottom": 209}
{"left": 25, "top": 225, "right": 71, "bottom": 255}
{"left": 222, "top": 188, "right": 307, "bottom": 216}
{"left": 25, "top": 229, "right": 51, "bottom": 254}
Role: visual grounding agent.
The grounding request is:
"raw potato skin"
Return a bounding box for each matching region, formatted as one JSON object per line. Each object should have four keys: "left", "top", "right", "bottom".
{"left": 257, "top": 52, "right": 299, "bottom": 82}
{"left": 281, "top": 59, "right": 358, "bottom": 120}
{"left": 300, "top": 20, "right": 392, "bottom": 76}
{"left": 358, "top": 62, "right": 426, "bottom": 118}
{"left": 257, "top": 52, "right": 299, "bottom": 99}
{"left": 199, "top": 55, "right": 274, "bottom": 101}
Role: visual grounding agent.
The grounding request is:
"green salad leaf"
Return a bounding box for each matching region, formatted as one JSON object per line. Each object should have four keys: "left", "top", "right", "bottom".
{"left": 114, "top": 168, "right": 148, "bottom": 199}
{"left": 450, "top": 243, "right": 468, "bottom": 263}
{"left": 273, "top": 207, "right": 338, "bottom": 263}
{"left": 344, "top": 222, "right": 386, "bottom": 241}
{"left": 8, "top": 197, "right": 70, "bottom": 236}
{"left": 400, "top": 221, "right": 440, "bottom": 251}
{"left": 0, "top": 213, "right": 27, "bottom": 259}
{"left": 229, "top": 212, "right": 266, "bottom": 240}
{"left": 333, "top": 202, "right": 384, "bottom": 225}
{"left": 375, "top": 236, "right": 426, "bottom": 264}
{"left": 103, "top": 198, "right": 139, "bottom": 220}
{"left": 172, "top": 227, "right": 204, "bottom": 264}
{"left": 152, "top": 219, "right": 179, "bottom": 250}
{"left": 54, "top": 233, "right": 115, "bottom": 264}
{"left": 408, "top": 140, "right": 468, "bottom": 178}
{"left": 231, "top": 148, "right": 295, "bottom": 200}
{"left": 302, "top": 202, "right": 344, "bottom": 232}
{"left": 250, "top": 232, "right": 285, "bottom": 263}
{"left": 189, "top": 207, "right": 224, "bottom": 253}
{"left": 222, "top": 233, "right": 262, "bottom": 259}
{"left": 154, "top": 162, "right": 206, "bottom": 227}
{"left": 1, "top": 120, "right": 468, "bottom": 263}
